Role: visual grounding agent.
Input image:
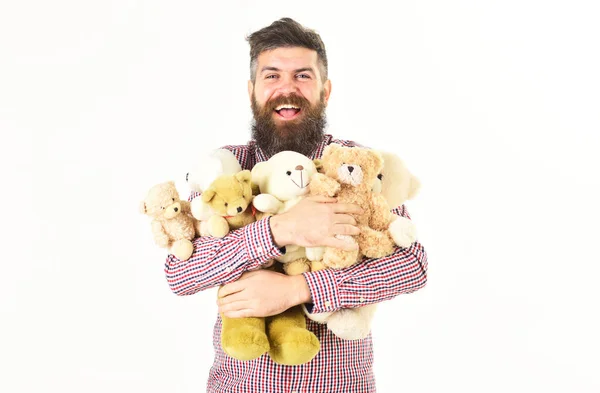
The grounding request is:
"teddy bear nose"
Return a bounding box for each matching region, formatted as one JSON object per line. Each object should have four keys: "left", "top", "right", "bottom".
{"left": 347, "top": 166, "right": 354, "bottom": 173}
{"left": 237, "top": 206, "right": 242, "bottom": 213}
{"left": 295, "top": 165, "right": 304, "bottom": 170}
{"left": 174, "top": 207, "right": 179, "bottom": 212}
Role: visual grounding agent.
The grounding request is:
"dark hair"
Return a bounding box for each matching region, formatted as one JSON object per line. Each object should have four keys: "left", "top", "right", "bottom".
{"left": 246, "top": 17, "right": 328, "bottom": 82}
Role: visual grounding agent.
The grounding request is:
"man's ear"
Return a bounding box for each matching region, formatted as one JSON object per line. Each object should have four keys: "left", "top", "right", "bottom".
{"left": 323, "top": 79, "right": 332, "bottom": 106}
{"left": 247, "top": 80, "right": 254, "bottom": 103}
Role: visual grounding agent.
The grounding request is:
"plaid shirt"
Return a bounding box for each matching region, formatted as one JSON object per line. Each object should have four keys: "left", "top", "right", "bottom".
{"left": 164, "top": 134, "right": 428, "bottom": 393}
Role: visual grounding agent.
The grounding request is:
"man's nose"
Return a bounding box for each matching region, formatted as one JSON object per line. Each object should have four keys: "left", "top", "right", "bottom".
{"left": 277, "top": 76, "right": 299, "bottom": 94}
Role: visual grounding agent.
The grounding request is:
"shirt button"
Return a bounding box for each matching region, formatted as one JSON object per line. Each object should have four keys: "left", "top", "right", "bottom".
{"left": 257, "top": 246, "right": 264, "bottom": 253}
{"left": 359, "top": 297, "right": 365, "bottom": 302}
{"left": 225, "top": 267, "right": 233, "bottom": 273}
{"left": 324, "top": 301, "right": 331, "bottom": 308}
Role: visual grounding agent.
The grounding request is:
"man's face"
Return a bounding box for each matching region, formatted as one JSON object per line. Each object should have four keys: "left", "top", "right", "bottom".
{"left": 248, "top": 47, "right": 332, "bottom": 157}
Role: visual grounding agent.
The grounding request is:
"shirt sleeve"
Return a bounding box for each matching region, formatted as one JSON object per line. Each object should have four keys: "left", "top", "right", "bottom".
{"left": 302, "top": 204, "right": 428, "bottom": 313}
{"left": 164, "top": 216, "right": 284, "bottom": 296}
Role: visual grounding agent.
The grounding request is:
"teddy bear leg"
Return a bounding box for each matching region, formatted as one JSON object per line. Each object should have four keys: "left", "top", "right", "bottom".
{"left": 300, "top": 303, "right": 333, "bottom": 324}
{"left": 310, "top": 260, "right": 327, "bottom": 272}
{"left": 326, "top": 304, "right": 377, "bottom": 340}
{"left": 357, "top": 226, "right": 395, "bottom": 259}
{"left": 283, "top": 258, "right": 311, "bottom": 276}
{"left": 305, "top": 246, "right": 325, "bottom": 262}
{"left": 207, "top": 215, "right": 230, "bottom": 238}
{"left": 322, "top": 236, "right": 359, "bottom": 269}
{"left": 220, "top": 314, "right": 270, "bottom": 361}
{"left": 267, "top": 306, "right": 320, "bottom": 365}
{"left": 171, "top": 239, "right": 194, "bottom": 260}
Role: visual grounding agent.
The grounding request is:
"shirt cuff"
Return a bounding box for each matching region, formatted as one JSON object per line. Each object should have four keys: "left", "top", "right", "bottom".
{"left": 243, "top": 216, "right": 284, "bottom": 269}
{"left": 302, "top": 268, "right": 341, "bottom": 313}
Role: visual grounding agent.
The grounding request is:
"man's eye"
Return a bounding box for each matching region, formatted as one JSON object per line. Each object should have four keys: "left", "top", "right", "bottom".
{"left": 266, "top": 74, "right": 278, "bottom": 79}
{"left": 297, "top": 74, "right": 310, "bottom": 79}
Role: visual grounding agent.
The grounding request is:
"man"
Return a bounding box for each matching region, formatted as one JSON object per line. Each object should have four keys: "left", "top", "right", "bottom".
{"left": 165, "top": 17, "right": 428, "bottom": 393}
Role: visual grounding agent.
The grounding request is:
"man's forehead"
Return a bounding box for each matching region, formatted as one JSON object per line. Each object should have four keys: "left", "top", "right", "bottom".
{"left": 257, "top": 47, "right": 318, "bottom": 72}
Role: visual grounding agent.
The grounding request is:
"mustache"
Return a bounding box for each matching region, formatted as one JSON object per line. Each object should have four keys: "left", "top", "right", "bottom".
{"left": 266, "top": 94, "right": 311, "bottom": 110}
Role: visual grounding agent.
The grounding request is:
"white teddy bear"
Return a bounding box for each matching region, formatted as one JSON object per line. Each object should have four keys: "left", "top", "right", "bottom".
{"left": 251, "top": 151, "right": 320, "bottom": 275}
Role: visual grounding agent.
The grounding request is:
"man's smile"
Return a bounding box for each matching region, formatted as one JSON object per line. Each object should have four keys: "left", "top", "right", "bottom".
{"left": 274, "top": 104, "right": 302, "bottom": 121}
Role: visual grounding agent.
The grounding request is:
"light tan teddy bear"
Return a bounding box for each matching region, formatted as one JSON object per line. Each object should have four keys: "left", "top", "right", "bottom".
{"left": 140, "top": 181, "right": 199, "bottom": 261}
{"left": 303, "top": 149, "right": 422, "bottom": 340}
{"left": 306, "top": 144, "right": 396, "bottom": 269}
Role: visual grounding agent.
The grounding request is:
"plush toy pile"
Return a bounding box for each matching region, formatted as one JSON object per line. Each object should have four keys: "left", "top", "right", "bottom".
{"left": 140, "top": 144, "right": 421, "bottom": 363}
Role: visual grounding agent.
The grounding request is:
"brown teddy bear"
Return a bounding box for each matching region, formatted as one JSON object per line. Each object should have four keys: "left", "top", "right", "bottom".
{"left": 140, "top": 181, "right": 199, "bottom": 261}
{"left": 306, "top": 144, "right": 396, "bottom": 269}
{"left": 200, "top": 170, "right": 257, "bottom": 232}
{"left": 201, "top": 169, "right": 320, "bottom": 365}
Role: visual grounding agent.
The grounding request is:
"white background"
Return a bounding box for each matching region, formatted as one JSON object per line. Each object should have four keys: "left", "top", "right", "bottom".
{"left": 2, "top": 0, "right": 599, "bottom": 392}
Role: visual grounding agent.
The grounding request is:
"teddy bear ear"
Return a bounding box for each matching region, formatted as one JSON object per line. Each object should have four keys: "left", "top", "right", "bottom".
{"left": 201, "top": 189, "right": 216, "bottom": 203}
{"left": 235, "top": 170, "right": 252, "bottom": 183}
{"left": 322, "top": 144, "right": 339, "bottom": 159}
{"left": 313, "top": 159, "right": 324, "bottom": 173}
{"left": 250, "top": 162, "right": 268, "bottom": 191}
{"left": 139, "top": 201, "right": 147, "bottom": 214}
{"left": 407, "top": 174, "right": 421, "bottom": 200}
{"left": 368, "top": 149, "right": 384, "bottom": 171}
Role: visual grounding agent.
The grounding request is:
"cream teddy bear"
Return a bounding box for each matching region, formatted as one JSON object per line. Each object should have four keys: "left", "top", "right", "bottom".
{"left": 251, "top": 150, "right": 320, "bottom": 276}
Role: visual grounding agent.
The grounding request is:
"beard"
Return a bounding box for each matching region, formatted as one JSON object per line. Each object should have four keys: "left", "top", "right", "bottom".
{"left": 251, "top": 91, "right": 327, "bottom": 158}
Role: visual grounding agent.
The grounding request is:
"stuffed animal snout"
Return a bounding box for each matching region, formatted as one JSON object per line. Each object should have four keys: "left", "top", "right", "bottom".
{"left": 163, "top": 201, "right": 182, "bottom": 219}
{"left": 337, "top": 164, "right": 364, "bottom": 186}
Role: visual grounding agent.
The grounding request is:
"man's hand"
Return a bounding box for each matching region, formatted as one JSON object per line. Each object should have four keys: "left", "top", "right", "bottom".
{"left": 218, "top": 270, "right": 311, "bottom": 318}
{"left": 270, "top": 196, "right": 362, "bottom": 250}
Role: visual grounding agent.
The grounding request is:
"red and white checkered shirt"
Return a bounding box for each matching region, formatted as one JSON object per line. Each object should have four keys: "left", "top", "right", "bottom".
{"left": 165, "top": 134, "right": 428, "bottom": 393}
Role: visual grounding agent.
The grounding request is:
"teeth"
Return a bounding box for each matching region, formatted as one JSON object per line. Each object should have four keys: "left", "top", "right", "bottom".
{"left": 275, "top": 104, "right": 300, "bottom": 110}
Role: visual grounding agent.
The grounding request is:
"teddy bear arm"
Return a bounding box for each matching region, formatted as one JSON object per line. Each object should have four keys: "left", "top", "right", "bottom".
{"left": 369, "top": 193, "right": 395, "bottom": 230}
{"left": 190, "top": 197, "right": 213, "bottom": 221}
{"left": 310, "top": 173, "right": 340, "bottom": 197}
{"left": 253, "top": 193, "right": 284, "bottom": 214}
{"left": 180, "top": 200, "right": 192, "bottom": 214}
{"left": 151, "top": 220, "right": 171, "bottom": 248}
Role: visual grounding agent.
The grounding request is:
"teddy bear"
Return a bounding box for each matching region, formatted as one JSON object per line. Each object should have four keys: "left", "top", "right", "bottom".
{"left": 303, "top": 149, "right": 422, "bottom": 340}
{"left": 139, "top": 181, "right": 199, "bottom": 261}
{"left": 185, "top": 149, "right": 244, "bottom": 238}
{"left": 251, "top": 150, "right": 321, "bottom": 275}
{"left": 200, "top": 168, "right": 320, "bottom": 365}
{"left": 305, "top": 144, "right": 397, "bottom": 269}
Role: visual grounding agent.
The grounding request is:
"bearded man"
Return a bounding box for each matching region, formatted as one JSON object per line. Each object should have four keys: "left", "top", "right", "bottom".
{"left": 165, "top": 17, "right": 428, "bottom": 393}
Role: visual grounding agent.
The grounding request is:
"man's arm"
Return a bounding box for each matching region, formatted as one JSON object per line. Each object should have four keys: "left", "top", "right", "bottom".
{"left": 217, "top": 204, "right": 427, "bottom": 318}
{"left": 301, "top": 204, "right": 427, "bottom": 314}
{"left": 164, "top": 216, "right": 284, "bottom": 296}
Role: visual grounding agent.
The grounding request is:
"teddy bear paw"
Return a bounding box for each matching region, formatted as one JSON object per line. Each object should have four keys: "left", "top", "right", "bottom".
{"left": 221, "top": 326, "right": 270, "bottom": 361}
{"left": 268, "top": 327, "right": 320, "bottom": 365}
{"left": 171, "top": 239, "right": 194, "bottom": 260}
{"left": 389, "top": 216, "right": 417, "bottom": 248}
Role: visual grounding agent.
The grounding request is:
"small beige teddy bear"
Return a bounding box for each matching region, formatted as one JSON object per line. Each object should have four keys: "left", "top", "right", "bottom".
{"left": 140, "top": 181, "right": 199, "bottom": 260}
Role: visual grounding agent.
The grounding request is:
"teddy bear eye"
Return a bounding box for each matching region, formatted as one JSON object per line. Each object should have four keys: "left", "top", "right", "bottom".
{"left": 172, "top": 198, "right": 175, "bottom": 202}
{"left": 224, "top": 203, "right": 228, "bottom": 207}
{"left": 377, "top": 174, "right": 383, "bottom": 180}
{"left": 286, "top": 171, "right": 292, "bottom": 176}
